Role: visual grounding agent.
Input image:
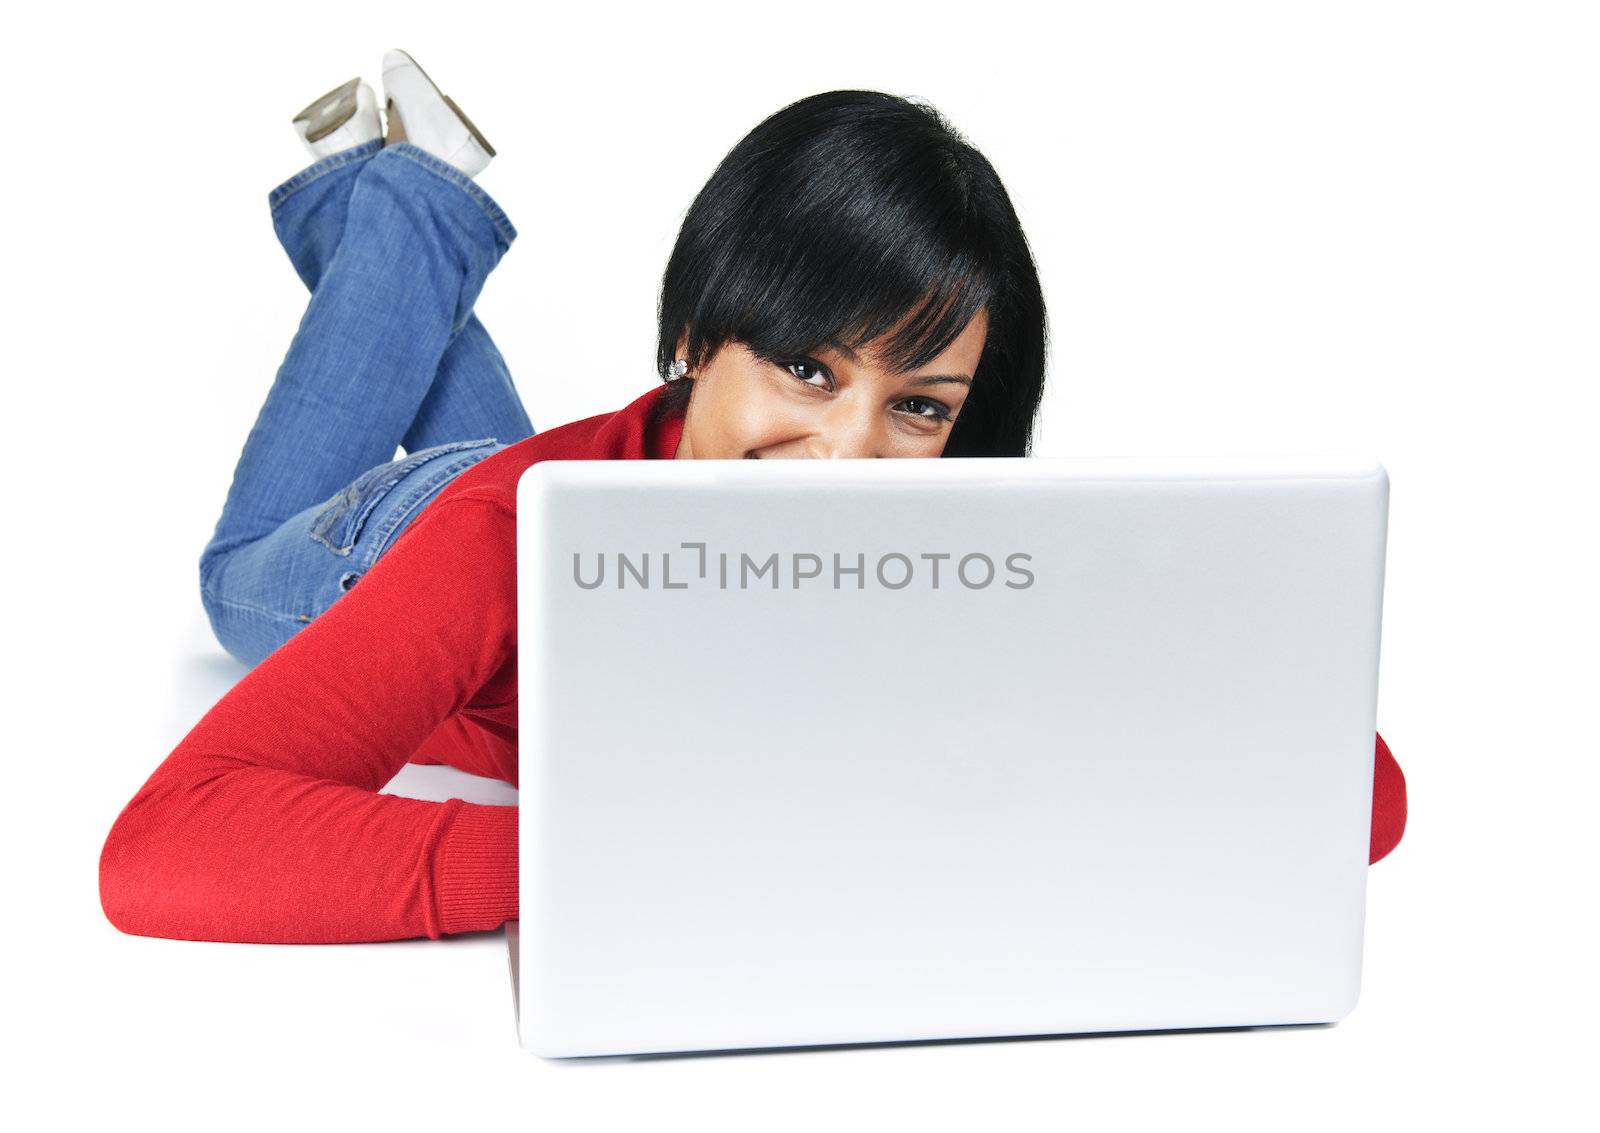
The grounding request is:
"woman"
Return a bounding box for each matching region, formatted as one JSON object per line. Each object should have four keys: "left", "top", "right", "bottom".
{"left": 100, "top": 53, "right": 1407, "bottom": 945}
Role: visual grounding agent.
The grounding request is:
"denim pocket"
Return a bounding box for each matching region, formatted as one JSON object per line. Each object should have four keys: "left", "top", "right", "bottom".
{"left": 308, "top": 438, "right": 500, "bottom": 556}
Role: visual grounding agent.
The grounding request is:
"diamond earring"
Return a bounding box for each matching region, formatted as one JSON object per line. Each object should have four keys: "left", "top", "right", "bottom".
{"left": 667, "top": 358, "right": 689, "bottom": 381}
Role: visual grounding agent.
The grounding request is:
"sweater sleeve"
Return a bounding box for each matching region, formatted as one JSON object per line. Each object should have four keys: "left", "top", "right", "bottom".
{"left": 408, "top": 710, "right": 506, "bottom": 777}
{"left": 99, "top": 495, "right": 519, "bottom": 944}
{"left": 1370, "top": 730, "right": 1407, "bottom": 864}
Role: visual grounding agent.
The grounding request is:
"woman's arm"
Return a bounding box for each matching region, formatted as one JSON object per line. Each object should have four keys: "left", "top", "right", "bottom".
{"left": 99, "top": 494, "right": 519, "bottom": 944}
{"left": 1370, "top": 731, "right": 1407, "bottom": 863}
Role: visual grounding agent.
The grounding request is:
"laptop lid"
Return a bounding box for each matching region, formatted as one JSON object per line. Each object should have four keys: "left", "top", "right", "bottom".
{"left": 511, "top": 456, "right": 1388, "bottom": 1057}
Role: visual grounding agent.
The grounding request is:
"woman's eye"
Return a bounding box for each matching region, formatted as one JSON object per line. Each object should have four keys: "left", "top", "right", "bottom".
{"left": 784, "top": 359, "right": 833, "bottom": 390}
{"left": 901, "top": 396, "right": 953, "bottom": 423}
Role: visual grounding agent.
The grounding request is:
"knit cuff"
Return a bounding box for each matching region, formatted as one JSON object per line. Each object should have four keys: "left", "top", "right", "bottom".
{"left": 434, "top": 803, "right": 518, "bottom": 936}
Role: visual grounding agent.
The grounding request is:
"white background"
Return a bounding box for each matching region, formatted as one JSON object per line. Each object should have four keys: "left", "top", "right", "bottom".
{"left": 4, "top": 1, "right": 1596, "bottom": 1128}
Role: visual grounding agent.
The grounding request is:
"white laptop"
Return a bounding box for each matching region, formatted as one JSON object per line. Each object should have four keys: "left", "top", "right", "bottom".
{"left": 509, "top": 455, "right": 1389, "bottom": 1057}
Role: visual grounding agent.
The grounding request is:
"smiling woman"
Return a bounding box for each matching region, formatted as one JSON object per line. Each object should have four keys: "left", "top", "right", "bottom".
{"left": 653, "top": 90, "right": 1047, "bottom": 460}
{"left": 99, "top": 61, "right": 1404, "bottom": 947}
{"left": 671, "top": 310, "right": 990, "bottom": 460}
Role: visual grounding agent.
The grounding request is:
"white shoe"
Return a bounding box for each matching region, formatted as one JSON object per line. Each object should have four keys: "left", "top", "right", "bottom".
{"left": 292, "top": 77, "right": 381, "bottom": 160}
{"left": 381, "top": 49, "right": 496, "bottom": 178}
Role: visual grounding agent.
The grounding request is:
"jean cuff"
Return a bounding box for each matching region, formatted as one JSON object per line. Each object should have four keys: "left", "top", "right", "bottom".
{"left": 380, "top": 142, "right": 518, "bottom": 250}
{"left": 267, "top": 138, "right": 384, "bottom": 213}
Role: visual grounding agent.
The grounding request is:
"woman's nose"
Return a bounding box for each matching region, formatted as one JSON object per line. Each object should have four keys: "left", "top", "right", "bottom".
{"left": 803, "top": 409, "right": 882, "bottom": 459}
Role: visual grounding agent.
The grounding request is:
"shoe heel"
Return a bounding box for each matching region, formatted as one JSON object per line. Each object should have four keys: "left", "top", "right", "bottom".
{"left": 293, "top": 77, "right": 362, "bottom": 144}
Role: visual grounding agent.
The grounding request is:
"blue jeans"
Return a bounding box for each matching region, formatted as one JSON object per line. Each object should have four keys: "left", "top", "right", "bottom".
{"left": 198, "top": 141, "right": 535, "bottom": 667}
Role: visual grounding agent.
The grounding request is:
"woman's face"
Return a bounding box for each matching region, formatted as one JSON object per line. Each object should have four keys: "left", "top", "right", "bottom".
{"left": 673, "top": 308, "right": 988, "bottom": 460}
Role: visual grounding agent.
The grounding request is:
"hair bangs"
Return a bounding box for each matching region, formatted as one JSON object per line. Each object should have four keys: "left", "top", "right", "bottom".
{"left": 709, "top": 225, "right": 997, "bottom": 377}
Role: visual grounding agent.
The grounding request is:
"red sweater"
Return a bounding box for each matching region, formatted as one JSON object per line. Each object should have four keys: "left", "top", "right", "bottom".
{"left": 99, "top": 385, "right": 1409, "bottom": 944}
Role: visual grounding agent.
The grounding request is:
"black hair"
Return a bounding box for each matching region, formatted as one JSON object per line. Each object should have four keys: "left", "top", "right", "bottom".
{"left": 650, "top": 89, "right": 1048, "bottom": 457}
